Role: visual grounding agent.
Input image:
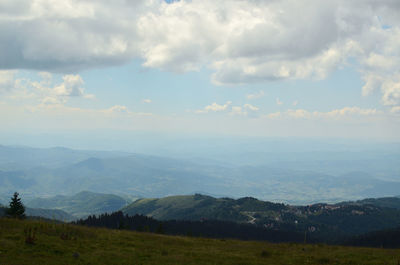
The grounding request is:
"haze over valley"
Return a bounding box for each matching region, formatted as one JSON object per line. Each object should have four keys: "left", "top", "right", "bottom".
{"left": 0, "top": 139, "right": 399, "bottom": 206}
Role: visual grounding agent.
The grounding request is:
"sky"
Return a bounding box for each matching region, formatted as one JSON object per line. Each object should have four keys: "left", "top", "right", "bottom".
{"left": 1, "top": 0, "right": 400, "bottom": 146}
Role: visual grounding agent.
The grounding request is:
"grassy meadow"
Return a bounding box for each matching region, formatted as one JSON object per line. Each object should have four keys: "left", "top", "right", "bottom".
{"left": 0, "top": 218, "right": 399, "bottom": 265}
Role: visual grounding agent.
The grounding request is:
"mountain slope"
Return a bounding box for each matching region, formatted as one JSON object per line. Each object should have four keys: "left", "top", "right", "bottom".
{"left": 122, "top": 194, "right": 400, "bottom": 241}
{"left": 122, "top": 194, "right": 285, "bottom": 222}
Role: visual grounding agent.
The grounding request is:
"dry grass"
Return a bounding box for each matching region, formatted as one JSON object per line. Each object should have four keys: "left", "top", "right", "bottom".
{"left": 0, "top": 218, "right": 399, "bottom": 264}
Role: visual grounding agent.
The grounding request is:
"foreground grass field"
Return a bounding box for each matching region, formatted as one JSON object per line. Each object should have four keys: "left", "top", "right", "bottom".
{"left": 0, "top": 218, "right": 399, "bottom": 265}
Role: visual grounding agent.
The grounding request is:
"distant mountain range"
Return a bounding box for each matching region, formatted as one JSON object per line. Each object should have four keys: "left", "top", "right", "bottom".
{"left": 1, "top": 144, "right": 400, "bottom": 204}
{"left": 0, "top": 205, "right": 73, "bottom": 221}
{"left": 1, "top": 191, "right": 128, "bottom": 221}
{"left": 26, "top": 191, "right": 130, "bottom": 219}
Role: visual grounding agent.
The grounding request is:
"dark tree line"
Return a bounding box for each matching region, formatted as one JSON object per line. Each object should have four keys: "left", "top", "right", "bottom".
{"left": 344, "top": 227, "right": 400, "bottom": 248}
{"left": 75, "top": 211, "right": 400, "bottom": 247}
{"left": 75, "top": 211, "right": 312, "bottom": 243}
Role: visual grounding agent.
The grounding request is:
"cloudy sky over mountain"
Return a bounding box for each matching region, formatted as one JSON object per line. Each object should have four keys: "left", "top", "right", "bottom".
{"left": 1, "top": 0, "right": 399, "bottom": 141}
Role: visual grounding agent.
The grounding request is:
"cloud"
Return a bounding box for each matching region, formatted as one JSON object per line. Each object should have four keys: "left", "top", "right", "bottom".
{"left": 31, "top": 73, "right": 94, "bottom": 103}
{"left": 391, "top": 106, "right": 400, "bottom": 114}
{"left": 142, "top": 99, "right": 152, "bottom": 103}
{"left": 38, "top": 72, "right": 52, "bottom": 82}
{"left": 231, "top": 104, "right": 260, "bottom": 117}
{"left": 195, "top": 101, "right": 232, "bottom": 113}
{"left": 27, "top": 102, "right": 152, "bottom": 117}
{"left": 101, "top": 105, "right": 152, "bottom": 116}
{"left": 52, "top": 75, "right": 83, "bottom": 97}
{"left": 362, "top": 73, "right": 400, "bottom": 106}
{"left": 243, "top": 104, "right": 259, "bottom": 112}
{"left": 0, "top": 70, "right": 17, "bottom": 92}
{"left": 267, "top": 107, "right": 382, "bottom": 120}
{"left": 276, "top": 98, "right": 283, "bottom": 106}
{"left": 195, "top": 101, "right": 259, "bottom": 117}
{"left": 0, "top": 0, "right": 400, "bottom": 108}
{"left": 1, "top": 71, "right": 94, "bottom": 105}
{"left": 240, "top": 104, "right": 260, "bottom": 117}
{"left": 381, "top": 78, "right": 400, "bottom": 106}
{"left": 41, "top": 96, "right": 61, "bottom": 105}
{"left": 0, "top": 1, "right": 148, "bottom": 72}
{"left": 104, "top": 105, "right": 130, "bottom": 114}
{"left": 246, "top": 90, "right": 264, "bottom": 100}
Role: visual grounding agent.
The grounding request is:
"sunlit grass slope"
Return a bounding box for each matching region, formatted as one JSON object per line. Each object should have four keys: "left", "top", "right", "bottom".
{"left": 0, "top": 218, "right": 399, "bottom": 265}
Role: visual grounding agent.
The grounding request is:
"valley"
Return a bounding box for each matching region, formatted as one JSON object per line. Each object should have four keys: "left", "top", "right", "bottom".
{"left": 1, "top": 144, "right": 399, "bottom": 205}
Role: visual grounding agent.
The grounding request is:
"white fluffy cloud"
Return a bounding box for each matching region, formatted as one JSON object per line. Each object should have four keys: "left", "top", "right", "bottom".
{"left": 1, "top": 71, "right": 93, "bottom": 105}
{"left": 53, "top": 75, "right": 84, "bottom": 97}
{"left": 29, "top": 73, "right": 93, "bottom": 104}
{"left": 104, "top": 105, "right": 130, "bottom": 114}
{"left": 243, "top": 104, "right": 259, "bottom": 112}
{"left": 195, "top": 101, "right": 259, "bottom": 117}
{"left": 0, "top": 71, "right": 17, "bottom": 92}
{"left": 195, "top": 101, "right": 232, "bottom": 113}
{"left": 1, "top": 0, "right": 400, "bottom": 107}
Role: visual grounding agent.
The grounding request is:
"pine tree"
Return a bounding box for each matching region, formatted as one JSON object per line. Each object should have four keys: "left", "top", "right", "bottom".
{"left": 6, "top": 192, "right": 26, "bottom": 219}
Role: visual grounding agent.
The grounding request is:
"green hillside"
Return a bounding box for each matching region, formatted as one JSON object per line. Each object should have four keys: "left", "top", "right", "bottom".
{"left": 0, "top": 218, "right": 399, "bottom": 265}
{"left": 122, "top": 194, "right": 285, "bottom": 222}
{"left": 122, "top": 194, "right": 400, "bottom": 241}
{"left": 27, "top": 191, "right": 129, "bottom": 219}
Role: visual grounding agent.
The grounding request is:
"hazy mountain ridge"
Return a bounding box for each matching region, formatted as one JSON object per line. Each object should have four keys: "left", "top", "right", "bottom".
{"left": 0, "top": 145, "right": 130, "bottom": 171}
{"left": 25, "top": 208, "right": 74, "bottom": 221}
{"left": 0, "top": 144, "right": 399, "bottom": 204}
{"left": 0, "top": 205, "right": 73, "bottom": 221}
{"left": 26, "top": 191, "right": 129, "bottom": 219}
{"left": 340, "top": 197, "right": 400, "bottom": 209}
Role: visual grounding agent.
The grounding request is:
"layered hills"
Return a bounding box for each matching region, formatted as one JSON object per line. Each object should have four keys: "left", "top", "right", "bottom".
{"left": 0, "top": 205, "right": 73, "bottom": 221}
{"left": 26, "top": 191, "right": 129, "bottom": 219}
{"left": 4, "top": 191, "right": 400, "bottom": 244}
{"left": 1, "top": 144, "right": 400, "bottom": 204}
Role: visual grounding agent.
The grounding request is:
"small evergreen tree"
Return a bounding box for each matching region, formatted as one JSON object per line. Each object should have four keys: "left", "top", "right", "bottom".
{"left": 6, "top": 192, "right": 26, "bottom": 219}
